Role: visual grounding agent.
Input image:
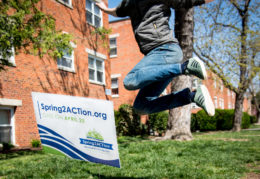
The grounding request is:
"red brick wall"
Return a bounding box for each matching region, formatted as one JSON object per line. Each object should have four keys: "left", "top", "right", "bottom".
{"left": 109, "top": 19, "right": 143, "bottom": 110}
{"left": 0, "top": 0, "right": 110, "bottom": 147}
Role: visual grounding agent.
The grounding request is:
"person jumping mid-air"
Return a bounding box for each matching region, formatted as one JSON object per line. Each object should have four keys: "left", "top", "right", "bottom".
{"left": 96, "top": 0, "right": 215, "bottom": 116}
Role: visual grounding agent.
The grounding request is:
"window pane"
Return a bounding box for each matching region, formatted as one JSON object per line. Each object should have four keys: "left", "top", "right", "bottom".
{"left": 111, "top": 78, "right": 118, "bottom": 88}
{"left": 62, "top": 58, "right": 72, "bottom": 68}
{"left": 110, "top": 48, "right": 117, "bottom": 56}
{"left": 86, "top": 0, "right": 92, "bottom": 10}
{"left": 97, "top": 71, "right": 103, "bottom": 83}
{"left": 62, "top": 0, "right": 70, "bottom": 4}
{"left": 86, "top": 11, "right": 93, "bottom": 24}
{"left": 110, "top": 38, "right": 116, "bottom": 47}
{"left": 89, "top": 69, "right": 95, "bottom": 80}
{"left": 0, "top": 126, "right": 11, "bottom": 143}
{"left": 96, "top": 60, "right": 103, "bottom": 71}
{"left": 88, "top": 57, "right": 95, "bottom": 68}
{"left": 112, "top": 88, "right": 118, "bottom": 95}
{"left": 94, "top": 16, "right": 101, "bottom": 27}
{"left": 94, "top": 4, "right": 100, "bottom": 15}
{"left": 0, "top": 109, "right": 10, "bottom": 125}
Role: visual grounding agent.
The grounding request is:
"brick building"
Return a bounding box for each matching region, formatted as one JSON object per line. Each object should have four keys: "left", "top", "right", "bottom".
{"left": 109, "top": 18, "right": 251, "bottom": 114}
{"left": 0, "top": 0, "right": 111, "bottom": 148}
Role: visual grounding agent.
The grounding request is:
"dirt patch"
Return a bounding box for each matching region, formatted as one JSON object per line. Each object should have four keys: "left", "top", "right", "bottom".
{"left": 243, "top": 172, "right": 260, "bottom": 179}
{"left": 214, "top": 138, "right": 249, "bottom": 142}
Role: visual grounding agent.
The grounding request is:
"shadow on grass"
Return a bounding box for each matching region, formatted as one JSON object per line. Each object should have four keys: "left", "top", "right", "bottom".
{"left": 0, "top": 150, "right": 43, "bottom": 160}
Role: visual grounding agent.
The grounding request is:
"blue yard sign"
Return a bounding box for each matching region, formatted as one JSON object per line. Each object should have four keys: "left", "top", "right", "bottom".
{"left": 32, "top": 92, "right": 120, "bottom": 168}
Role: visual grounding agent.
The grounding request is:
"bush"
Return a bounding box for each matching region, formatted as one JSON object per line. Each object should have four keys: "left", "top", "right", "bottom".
{"left": 192, "top": 109, "right": 254, "bottom": 132}
{"left": 148, "top": 111, "right": 168, "bottom": 136}
{"left": 31, "top": 139, "right": 41, "bottom": 148}
{"left": 250, "top": 115, "right": 257, "bottom": 124}
{"left": 242, "top": 112, "right": 251, "bottom": 129}
{"left": 196, "top": 110, "right": 217, "bottom": 131}
{"left": 114, "top": 104, "right": 147, "bottom": 136}
{"left": 2, "top": 142, "right": 14, "bottom": 151}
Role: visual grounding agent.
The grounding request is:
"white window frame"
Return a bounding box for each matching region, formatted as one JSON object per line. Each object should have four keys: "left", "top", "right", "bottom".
{"left": 57, "top": 42, "right": 76, "bottom": 73}
{"left": 109, "top": 37, "right": 117, "bottom": 58}
{"left": 85, "top": 0, "right": 103, "bottom": 27}
{"left": 111, "top": 77, "right": 119, "bottom": 98}
{"left": 0, "top": 106, "right": 15, "bottom": 145}
{"left": 88, "top": 54, "right": 106, "bottom": 85}
{"left": 57, "top": 0, "right": 73, "bottom": 9}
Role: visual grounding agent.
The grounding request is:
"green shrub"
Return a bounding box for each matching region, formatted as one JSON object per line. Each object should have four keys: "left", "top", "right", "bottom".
{"left": 114, "top": 104, "right": 146, "bottom": 136}
{"left": 196, "top": 110, "right": 217, "bottom": 131}
{"left": 148, "top": 111, "right": 168, "bottom": 136}
{"left": 2, "top": 142, "right": 14, "bottom": 151}
{"left": 191, "top": 109, "right": 253, "bottom": 131}
{"left": 31, "top": 139, "right": 41, "bottom": 148}
{"left": 250, "top": 115, "right": 257, "bottom": 124}
{"left": 191, "top": 114, "right": 198, "bottom": 132}
{"left": 215, "top": 109, "right": 234, "bottom": 130}
{"left": 242, "top": 112, "right": 251, "bottom": 129}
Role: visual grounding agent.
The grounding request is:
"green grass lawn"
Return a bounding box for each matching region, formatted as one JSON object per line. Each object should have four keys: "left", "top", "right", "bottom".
{"left": 0, "top": 130, "right": 259, "bottom": 179}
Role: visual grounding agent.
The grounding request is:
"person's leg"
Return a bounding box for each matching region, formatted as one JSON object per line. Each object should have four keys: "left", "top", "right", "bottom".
{"left": 123, "top": 43, "right": 183, "bottom": 90}
{"left": 133, "top": 77, "right": 192, "bottom": 114}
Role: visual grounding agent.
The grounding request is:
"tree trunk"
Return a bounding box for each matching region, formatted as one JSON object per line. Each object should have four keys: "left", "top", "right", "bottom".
{"left": 164, "top": 8, "right": 194, "bottom": 141}
{"left": 232, "top": 92, "right": 244, "bottom": 131}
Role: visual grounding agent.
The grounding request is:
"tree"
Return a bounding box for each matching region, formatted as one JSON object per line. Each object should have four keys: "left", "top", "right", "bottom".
{"left": 164, "top": 8, "right": 194, "bottom": 141}
{"left": 0, "top": 0, "right": 73, "bottom": 71}
{"left": 194, "top": 0, "right": 260, "bottom": 131}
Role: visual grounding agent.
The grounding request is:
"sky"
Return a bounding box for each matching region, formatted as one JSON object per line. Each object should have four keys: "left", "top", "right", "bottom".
{"left": 108, "top": 0, "right": 123, "bottom": 21}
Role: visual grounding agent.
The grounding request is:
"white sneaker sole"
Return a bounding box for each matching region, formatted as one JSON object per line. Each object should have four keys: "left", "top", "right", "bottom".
{"left": 201, "top": 85, "right": 215, "bottom": 116}
{"left": 193, "top": 57, "right": 207, "bottom": 80}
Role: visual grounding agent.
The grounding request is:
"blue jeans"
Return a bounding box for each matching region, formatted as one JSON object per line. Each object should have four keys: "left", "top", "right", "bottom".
{"left": 123, "top": 43, "right": 192, "bottom": 114}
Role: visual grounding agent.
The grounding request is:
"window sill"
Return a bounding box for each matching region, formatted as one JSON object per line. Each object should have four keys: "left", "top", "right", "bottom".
{"left": 57, "top": 0, "right": 73, "bottom": 9}
{"left": 112, "top": 95, "right": 119, "bottom": 98}
{"left": 110, "top": 55, "right": 118, "bottom": 58}
{"left": 58, "top": 66, "right": 76, "bottom": 73}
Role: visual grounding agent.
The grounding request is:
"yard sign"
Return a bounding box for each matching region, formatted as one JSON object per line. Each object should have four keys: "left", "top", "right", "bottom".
{"left": 32, "top": 92, "right": 120, "bottom": 168}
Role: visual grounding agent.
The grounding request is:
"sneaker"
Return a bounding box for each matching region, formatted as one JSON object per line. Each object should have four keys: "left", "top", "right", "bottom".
{"left": 185, "top": 57, "right": 207, "bottom": 80}
{"left": 194, "top": 85, "right": 215, "bottom": 116}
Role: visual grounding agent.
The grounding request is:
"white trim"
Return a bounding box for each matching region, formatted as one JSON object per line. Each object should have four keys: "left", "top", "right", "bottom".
{"left": 0, "top": 98, "right": 22, "bottom": 106}
{"left": 0, "top": 107, "right": 15, "bottom": 145}
{"left": 111, "top": 74, "right": 121, "bottom": 78}
{"left": 111, "top": 94, "right": 119, "bottom": 98}
{"left": 88, "top": 54, "right": 106, "bottom": 86}
{"left": 57, "top": 50, "right": 76, "bottom": 73}
{"left": 109, "top": 34, "right": 120, "bottom": 38}
{"left": 86, "top": 48, "right": 107, "bottom": 60}
{"left": 85, "top": 0, "right": 103, "bottom": 27}
{"left": 57, "top": 0, "right": 73, "bottom": 9}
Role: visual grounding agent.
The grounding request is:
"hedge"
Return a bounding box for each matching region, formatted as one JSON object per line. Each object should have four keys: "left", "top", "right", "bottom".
{"left": 191, "top": 109, "right": 252, "bottom": 132}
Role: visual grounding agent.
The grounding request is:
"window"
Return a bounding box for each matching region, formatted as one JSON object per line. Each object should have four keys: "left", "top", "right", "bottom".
{"left": 0, "top": 47, "right": 15, "bottom": 66}
{"left": 58, "top": 0, "right": 72, "bottom": 7}
{"left": 57, "top": 49, "right": 75, "bottom": 72}
{"left": 111, "top": 78, "right": 119, "bottom": 97}
{"left": 86, "top": 0, "right": 102, "bottom": 27}
{"left": 214, "top": 78, "right": 217, "bottom": 89}
{"left": 228, "top": 102, "right": 232, "bottom": 109}
{"left": 88, "top": 56, "right": 105, "bottom": 84}
{"left": 219, "top": 98, "right": 224, "bottom": 109}
{"left": 109, "top": 38, "right": 117, "bottom": 57}
{"left": 214, "top": 96, "right": 218, "bottom": 108}
{"left": 0, "top": 107, "right": 14, "bottom": 144}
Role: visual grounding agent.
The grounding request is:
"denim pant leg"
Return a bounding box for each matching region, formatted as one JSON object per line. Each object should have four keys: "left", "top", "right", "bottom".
{"left": 134, "top": 80, "right": 192, "bottom": 114}
{"left": 123, "top": 43, "right": 192, "bottom": 114}
{"left": 123, "top": 43, "right": 183, "bottom": 91}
